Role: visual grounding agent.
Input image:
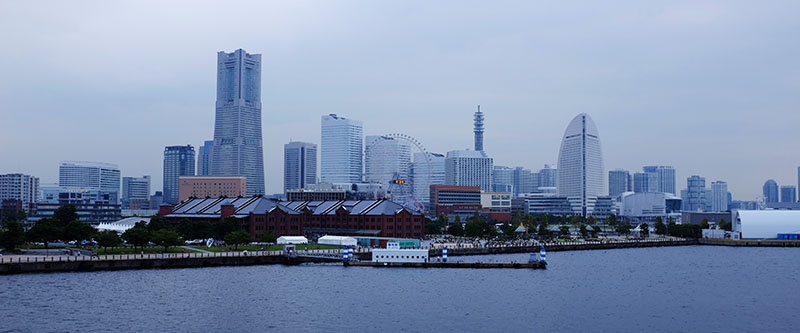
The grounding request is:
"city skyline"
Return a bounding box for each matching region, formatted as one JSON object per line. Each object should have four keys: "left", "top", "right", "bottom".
{"left": 2, "top": 1, "right": 800, "bottom": 199}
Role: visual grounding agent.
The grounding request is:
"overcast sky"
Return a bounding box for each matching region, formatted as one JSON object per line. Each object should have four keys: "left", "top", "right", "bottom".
{"left": 1, "top": 1, "right": 799, "bottom": 200}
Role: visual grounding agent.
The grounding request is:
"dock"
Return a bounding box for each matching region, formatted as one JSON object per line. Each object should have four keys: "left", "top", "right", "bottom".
{"left": 343, "top": 261, "right": 546, "bottom": 269}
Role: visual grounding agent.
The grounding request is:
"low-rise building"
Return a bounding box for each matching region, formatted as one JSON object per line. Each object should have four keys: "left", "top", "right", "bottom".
{"left": 35, "top": 185, "right": 121, "bottom": 224}
{"left": 178, "top": 176, "right": 246, "bottom": 202}
{"left": 430, "top": 185, "right": 482, "bottom": 219}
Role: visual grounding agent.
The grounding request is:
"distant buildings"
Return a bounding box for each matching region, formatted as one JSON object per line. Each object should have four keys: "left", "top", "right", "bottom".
{"left": 618, "top": 192, "right": 682, "bottom": 222}
{"left": 763, "top": 179, "right": 779, "bottom": 203}
{"left": 444, "top": 150, "right": 493, "bottom": 191}
{"left": 210, "top": 49, "right": 265, "bottom": 196}
{"left": 556, "top": 113, "right": 604, "bottom": 217}
{"left": 429, "top": 185, "right": 482, "bottom": 219}
{"left": 411, "top": 152, "right": 445, "bottom": 211}
{"left": 163, "top": 145, "right": 195, "bottom": 204}
{"left": 681, "top": 175, "right": 710, "bottom": 212}
{"left": 321, "top": 114, "right": 363, "bottom": 183}
{"left": 780, "top": 185, "right": 796, "bottom": 203}
{"left": 513, "top": 167, "right": 537, "bottom": 196}
{"left": 149, "top": 191, "right": 164, "bottom": 210}
{"left": 642, "top": 166, "right": 676, "bottom": 195}
{"left": 538, "top": 164, "right": 557, "bottom": 188}
{"left": 492, "top": 166, "right": 514, "bottom": 193}
{"left": 178, "top": 176, "right": 246, "bottom": 202}
{"left": 121, "top": 176, "right": 151, "bottom": 209}
{"left": 196, "top": 140, "right": 213, "bottom": 176}
{"left": 608, "top": 169, "right": 631, "bottom": 197}
{"left": 59, "top": 161, "right": 120, "bottom": 203}
{"left": 0, "top": 173, "right": 39, "bottom": 214}
{"left": 711, "top": 181, "right": 728, "bottom": 212}
{"left": 633, "top": 172, "right": 658, "bottom": 193}
{"left": 283, "top": 141, "right": 317, "bottom": 192}
{"left": 364, "top": 135, "right": 410, "bottom": 185}
{"left": 37, "top": 185, "right": 121, "bottom": 224}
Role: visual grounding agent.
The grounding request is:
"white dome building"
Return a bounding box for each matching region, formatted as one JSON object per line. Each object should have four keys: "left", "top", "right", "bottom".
{"left": 557, "top": 113, "right": 604, "bottom": 217}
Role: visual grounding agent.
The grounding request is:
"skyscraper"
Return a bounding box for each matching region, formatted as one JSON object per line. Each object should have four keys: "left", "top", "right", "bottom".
{"left": 642, "top": 165, "right": 676, "bottom": 195}
{"left": 321, "top": 114, "right": 363, "bottom": 183}
{"left": 780, "top": 185, "right": 796, "bottom": 203}
{"left": 284, "top": 141, "right": 317, "bottom": 192}
{"left": 210, "top": 49, "right": 265, "bottom": 196}
{"left": 163, "top": 145, "right": 195, "bottom": 204}
{"left": 681, "top": 175, "right": 708, "bottom": 212}
{"left": 513, "top": 167, "right": 538, "bottom": 196}
{"left": 474, "top": 105, "right": 484, "bottom": 151}
{"left": 0, "top": 173, "right": 39, "bottom": 214}
{"left": 364, "top": 136, "right": 411, "bottom": 185}
{"left": 763, "top": 179, "right": 779, "bottom": 203}
{"left": 557, "top": 113, "right": 604, "bottom": 216}
{"left": 711, "top": 181, "right": 728, "bottom": 212}
{"left": 538, "top": 164, "right": 557, "bottom": 188}
{"left": 196, "top": 140, "right": 214, "bottom": 176}
{"left": 59, "top": 161, "right": 121, "bottom": 203}
{"left": 608, "top": 169, "right": 630, "bottom": 197}
{"left": 444, "top": 150, "right": 493, "bottom": 191}
{"left": 121, "top": 176, "right": 151, "bottom": 209}
{"left": 492, "top": 166, "right": 514, "bottom": 193}
{"left": 633, "top": 172, "right": 658, "bottom": 193}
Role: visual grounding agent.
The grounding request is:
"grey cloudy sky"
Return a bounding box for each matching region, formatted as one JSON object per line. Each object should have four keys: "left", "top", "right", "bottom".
{"left": 1, "top": 1, "right": 799, "bottom": 199}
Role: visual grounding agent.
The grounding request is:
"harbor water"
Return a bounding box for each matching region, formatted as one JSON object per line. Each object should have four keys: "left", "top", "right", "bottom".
{"left": 2, "top": 246, "right": 799, "bottom": 332}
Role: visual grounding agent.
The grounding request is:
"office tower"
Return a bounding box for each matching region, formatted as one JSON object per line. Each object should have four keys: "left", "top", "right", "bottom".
{"left": 210, "top": 49, "right": 265, "bottom": 196}
{"left": 321, "top": 114, "right": 363, "bottom": 183}
{"left": 196, "top": 140, "right": 214, "bottom": 176}
{"left": 412, "top": 152, "right": 445, "bottom": 212}
{"left": 444, "top": 150, "right": 493, "bottom": 191}
{"left": 0, "top": 173, "right": 39, "bottom": 214}
{"left": 59, "top": 161, "right": 121, "bottom": 203}
{"left": 492, "top": 166, "right": 514, "bottom": 193}
{"left": 608, "top": 169, "right": 630, "bottom": 197}
{"left": 780, "top": 185, "right": 796, "bottom": 203}
{"left": 538, "top": 164, "right": 557, "bottom": 188}
{"left": 643, "top": 165, "right": 676, "bottom": 194}
{"left": 557, "top": 113, "right": 604, "bottom": 216}
{"left": 474, "top": 105, "right": 484, "bottom": 151}
{"left": 633, "top": 172, "right": 658, "bottom": 193}
{"left": 284, "top": 141, "right": 317, "bottom": 191}
{"left": 163, "top": 145, "right": 195, "bottom": 204}
{"left": 681, "top": 175, "right": 708, "bottom": 212}
{"left": 711, "top": 181, "right": 728, "bottom": 212}
{"left": 149, "top": 191, "right": 164, "bottom": 210}
{"left": 513, "top": 167, "right": 538, "bottom": 196}
{"left": 121, "top": 176, "right": 151, "bottom": 209}
{"left": 364, "top": 135, "right": 411, "bottom": 185}
{"left": 763, "top": 179, "right": 779, "bottom": 203}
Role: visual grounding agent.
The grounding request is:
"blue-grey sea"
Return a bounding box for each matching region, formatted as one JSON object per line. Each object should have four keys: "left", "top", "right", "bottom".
{"left": 2, "top": 246, "right": 799, "bottom": 332}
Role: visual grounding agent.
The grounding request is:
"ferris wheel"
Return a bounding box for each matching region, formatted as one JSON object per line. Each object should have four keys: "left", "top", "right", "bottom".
{"left": 364, "top": 133, "right": 433, "bottom": 213}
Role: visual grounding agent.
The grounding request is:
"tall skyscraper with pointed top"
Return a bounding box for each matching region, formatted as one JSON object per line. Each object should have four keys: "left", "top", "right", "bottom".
{"left": 210, "top": 49, "right": 265, "bottom": 196}
{"left": 474, "top": 105, "right": 484, "bottom": 151}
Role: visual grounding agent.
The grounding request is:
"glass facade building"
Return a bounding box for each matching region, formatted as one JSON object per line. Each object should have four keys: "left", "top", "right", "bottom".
{"left": 121, "top": 175, "right": 150, "bottom": 209}
{"left": 642, "top": 165, "right": 676, "bottom": 195}
{"left": 163, "top": 145, "right": 195, "bottom": 204}
{"left": 321, "top": 114, "right": 363, "bottom": 183}
{"left": 711, "top": 181, "right": 728, "bottom": 212}
{"left": 284, "top": 141, "right": 317, "bottom": 192}
{"left": 210, "top": 49, "right": 265, "bottom": 196}
{"left": 608, "top": 169, "right": 631, "bottom": 198}
{"left": 444, "top": 150, "right": 493, "bottom": 192}
{"left": 556, "top": 113, "right": 604, "bottom": 216}
{"left": 196, "top": 140, "right": 214, "bottom": 176}
{"left": 412, "top": 152, "right": 445, "bottom": 212}
{"left": 780, "top": 185, "right": 796, "bottom": 203}
{"left": 763, "top": 179, "right": 779, "bottom": 203}
{"left": 58, "top": 161, "right": 120, "bottom": 203}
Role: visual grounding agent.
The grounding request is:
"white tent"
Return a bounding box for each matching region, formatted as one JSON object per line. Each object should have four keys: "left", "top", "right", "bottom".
{"left": 277, "top": 236, "right": 308, "bottom": 244}
{"left": 97, "top": 217, "right": 151, "bottom": 233}
{"left": 317, "top": 235, "right": 357, "bottom": 246}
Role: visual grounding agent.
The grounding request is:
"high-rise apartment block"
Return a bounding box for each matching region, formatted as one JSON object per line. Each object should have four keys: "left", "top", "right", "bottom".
{"left": 59, "top": 161, "right": 120, "bottom": 203}
{"left": 492, "top": 166, "right": 514, "bottom": 193}
{"left": 284, "top": 141, "right": 317, "bottom": 191}
{"left": 642, "top": 166, "right": 676, "bottom": 195}
{"left": 444, "top": 150, "right": 493, "bottom": 191}
{"left": 538, "top": 165, "right": 557, "bottom": 188}
{"left": 681, "top": 175, "right": 709, "bottom": 212}
{"left": 763, "top": 179, "right": 779, "bottom": 203}
{"left": 210, "top": 49, "right": 265, "bottom": 196}
{"left": 633, "top": 172, "right": 658, "bottom": 193}
{"left": 321, "top": 114, "right": 363, "bottom": 183}
{"left": 163, "top": 145, "right": 195, "bottom": 204}
{"left": 0, "top": 173, "right": 40, "bottom": 214}
{"left": 608, "top": 169, "right": 631, "bottom": 197}
{"left": 512, "top": 167, "right": 538, "bottom": 196}
{"left": 711, "top": 181, "right": 728, "bottom": 212}
{"left": 780, "top": 185, "right": 796, "bottom": 203}
{"left": 557, "top": 113, "right": 604, "bottom": 216}
{"left": 122, "top": 176, "right": 151, "bottom": 209}
{"left": 196, "top": 140, "right": 214, "bottom": 176}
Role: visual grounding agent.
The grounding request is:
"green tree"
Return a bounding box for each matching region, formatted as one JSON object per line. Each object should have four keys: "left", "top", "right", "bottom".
{"left": 224, "top": 230, "right": 251, "bottom": 250}
{"left": 587, "top": 216, "right": 597, "bottom": 225}
{"left": 559, "top": 225, "right": 571, "bottom": 238}
{"left": 147, "top": 216, "right": 173, "bottom": 232}
{"left": 500, "top": 222, "right": 517, "bottom": 236}
{"left": 213, "top": 217, "right": 242, "bottom": 240}
{"left": 538, "top": 220, "right": 551, "bottom": 239}
{"left": 122, "top": 225, "right": 151, "bottom": 251}
{"left": 654, "top": 218, "right": 667, "bottom": 236}
{"left": 449, "top": 217, "right": 464, "bottom": 237}
{"left": 96, "top": 230, "right": 122, "bottom": 252}
{"left": 699, "top": 218, "right": 710, "bottom": 230}
{"left": 465, "top": 217, "right": 486, "bottom": 238}
{"left": 570, "top": 215, "right": 581, "bottom": 228}
{"left": 53, "top": 204, "right": 79, "bottom": 227}
{"left": 151, "top": 229, "right": 183, "bottom": 252}
{"left": 258, "top": 231, "right": 277, "bottom": 243}
{"left": 718, "top": 219, "right": 731, "bottom": 231}
{"left": 1, "top": 207, "right": 26, "bottom": 223}
{"left": 588, "top": 225, "right": 599, "bottom": 238}
{"left": 607, "top": 214, "right": 618, "bottom": 233}
{"left": 1, "top": 221, "right": 25, "bottom": 252}
{"left": 63, "top": 220, "right": 97, "bottom": 247}
{"left": 616, "top": 223, "right": 631, "bottom": 235}
{"left": 26, "top": 218, "right": 63, "bottom": 249}
{"left": 639, "top": 223, "right": 650, "bottom": 238}
{"left": 427, "top": 214, "right": 447, "bottom": 235}
{"left": 579, "top": 224, "right": 589, "bottom": 239}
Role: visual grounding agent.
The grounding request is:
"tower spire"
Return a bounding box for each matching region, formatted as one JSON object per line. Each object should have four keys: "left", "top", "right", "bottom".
{"left": 473, "top": 105, "right": 484, "bottom": 151}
